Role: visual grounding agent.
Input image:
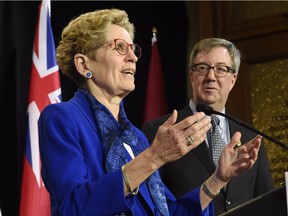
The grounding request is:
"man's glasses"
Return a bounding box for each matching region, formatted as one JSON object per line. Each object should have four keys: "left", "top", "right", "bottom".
{"left": 97, "top": 38, "right": 142, "bottom": 59}
{"left": 191, "top": 63, "right": 236, "bottom": 77}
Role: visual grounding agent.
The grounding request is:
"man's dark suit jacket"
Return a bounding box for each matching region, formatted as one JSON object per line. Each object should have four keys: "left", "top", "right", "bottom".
{"left": 142, "top": 104, "right": 274, "bottom": 216}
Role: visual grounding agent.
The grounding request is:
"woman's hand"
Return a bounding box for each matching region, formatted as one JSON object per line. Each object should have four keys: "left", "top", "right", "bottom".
{"left": 124, "top": 110, "right": 211, "bottom": 194}
{"left": 149, "top": 110, "right": 212, "bottom": 167}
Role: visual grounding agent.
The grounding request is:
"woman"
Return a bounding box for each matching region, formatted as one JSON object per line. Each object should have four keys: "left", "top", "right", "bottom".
{"left": 39, "top": 8, "right": 261, "bottom": 216}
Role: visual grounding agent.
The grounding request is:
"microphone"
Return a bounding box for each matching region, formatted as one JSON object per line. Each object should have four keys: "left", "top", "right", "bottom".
{"left": 196, "top": 104, "right": 288, "bottom": 151}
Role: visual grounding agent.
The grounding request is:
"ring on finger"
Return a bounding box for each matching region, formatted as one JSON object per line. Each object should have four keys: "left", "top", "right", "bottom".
{"left": 233, "top": 141, "right": 242, "bottom": 149}
{"left": 186, "top": 135, "right": 195, "bottom": 146}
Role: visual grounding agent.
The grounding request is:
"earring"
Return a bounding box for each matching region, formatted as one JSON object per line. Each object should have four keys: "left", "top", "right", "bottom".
{"left": 85, "top": 71, "right": 92, "bottom": 78}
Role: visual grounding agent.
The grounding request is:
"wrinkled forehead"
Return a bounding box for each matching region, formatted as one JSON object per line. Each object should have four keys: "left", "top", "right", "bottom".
{"left": 195, "top": 47, "right": 232, "bottom": 64}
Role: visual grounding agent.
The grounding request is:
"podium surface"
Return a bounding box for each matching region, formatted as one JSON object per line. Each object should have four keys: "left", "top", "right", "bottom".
{"left": 220, "top": 185, "right": 287, "bottom": 216}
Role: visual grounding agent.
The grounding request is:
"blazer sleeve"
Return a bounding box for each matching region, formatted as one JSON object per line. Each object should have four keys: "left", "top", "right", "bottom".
{"left": 39, "top": 103, "right": 130, "bottom": 215}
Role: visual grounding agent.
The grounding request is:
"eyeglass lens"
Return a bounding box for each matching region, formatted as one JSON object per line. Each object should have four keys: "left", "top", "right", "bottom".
{"left": 193, "top": 64, "right": 233, "bottom": 77}
{"left": 114, "top": 39, "right": 141, "bottom": 58}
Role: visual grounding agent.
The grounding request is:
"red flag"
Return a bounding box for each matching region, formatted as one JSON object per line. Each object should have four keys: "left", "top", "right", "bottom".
{"left": 143, "top": 29, "right": 167, "bottom": 124}
{"left": 19, "top": 0, "right": 61, "bottom": 215}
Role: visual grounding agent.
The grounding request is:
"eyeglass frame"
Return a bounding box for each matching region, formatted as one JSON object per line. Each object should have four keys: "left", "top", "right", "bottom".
{"left": 191, "top": 63, "right": 236, "bottom": 77}
{"left": 95, "top": 38, "right": 142, "bottom": 59}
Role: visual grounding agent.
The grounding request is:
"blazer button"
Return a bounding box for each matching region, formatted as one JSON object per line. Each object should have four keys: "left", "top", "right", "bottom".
{"left": 226, "top": 200, "right": 231, "bottom": 205}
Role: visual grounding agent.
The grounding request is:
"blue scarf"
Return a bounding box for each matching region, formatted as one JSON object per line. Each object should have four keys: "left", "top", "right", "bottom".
{"left": 80, "top": 89, "right": 169, "bottom": 216}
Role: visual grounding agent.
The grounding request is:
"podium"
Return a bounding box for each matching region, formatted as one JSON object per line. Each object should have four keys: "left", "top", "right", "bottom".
{"left": 220, "top": 185, "right": 287, "bottom": 216}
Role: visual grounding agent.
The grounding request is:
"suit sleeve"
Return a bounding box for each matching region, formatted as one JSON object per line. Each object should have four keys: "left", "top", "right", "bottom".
{"left": 254, "top": 141, "right": 274, "bottom": 195}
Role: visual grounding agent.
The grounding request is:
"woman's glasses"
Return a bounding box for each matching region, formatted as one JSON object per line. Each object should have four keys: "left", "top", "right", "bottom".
{"left": 97, "top": 38, "right": 142, "bottom": 59}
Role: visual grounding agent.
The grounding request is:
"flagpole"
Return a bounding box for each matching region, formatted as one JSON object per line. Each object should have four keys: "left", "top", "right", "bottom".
{"left": 152, "top": 27, "right": 157, "bottom": 45}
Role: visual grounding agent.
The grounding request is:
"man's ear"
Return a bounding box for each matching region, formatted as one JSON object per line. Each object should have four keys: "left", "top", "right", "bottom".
{"left": 230, "top": 73, "right": 238, "bottom": 91}
{"left": 74, "top": 54, "right": 90, "bottom": 77}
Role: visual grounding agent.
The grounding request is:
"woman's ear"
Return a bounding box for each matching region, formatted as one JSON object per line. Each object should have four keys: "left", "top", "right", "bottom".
{"left": 74, "top": 54, "right": 90, "bottom": 77}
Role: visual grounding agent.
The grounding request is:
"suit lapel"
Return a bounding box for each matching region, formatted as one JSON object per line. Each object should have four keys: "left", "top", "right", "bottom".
{"left": 194, "top": 142, "right": 216, "bottom": 174}
{"left": 178, "top": 105, "right": 215, "bottom": 174}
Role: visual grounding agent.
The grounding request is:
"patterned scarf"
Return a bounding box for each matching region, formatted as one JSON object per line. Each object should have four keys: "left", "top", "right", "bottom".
{"left": 80, "top": 89, "right": 169, "bottom": 216}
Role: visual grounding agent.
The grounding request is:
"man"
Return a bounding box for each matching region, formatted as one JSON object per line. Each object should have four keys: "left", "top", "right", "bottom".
{"left": 142, "top": 38, "right": 274, "bottom": 215}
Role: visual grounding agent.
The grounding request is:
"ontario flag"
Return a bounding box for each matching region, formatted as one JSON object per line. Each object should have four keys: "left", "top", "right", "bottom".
{"left": 143, "top": 28, "right": 167, "bottom": 124}
{"left": 19, "top": 0, "right": 61, "bottom": 215}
